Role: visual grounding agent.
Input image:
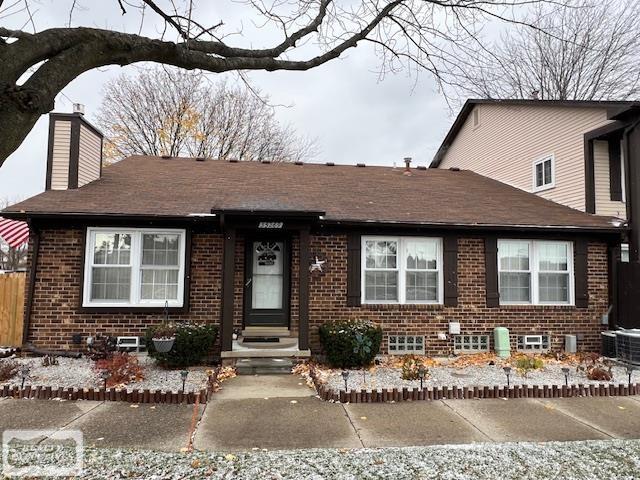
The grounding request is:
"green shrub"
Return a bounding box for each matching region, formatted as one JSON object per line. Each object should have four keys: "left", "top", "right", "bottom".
{"left": 145, "top": 322, "right": 218, "bottom": 368}
{"left": 400, "top": 355, "right": 429, "bottom": 381}
{"left": 318, "top": 320, "right": 382, "bottom": 368}
{"left": 514, "top": 356, "right": 544, "bottom": 378}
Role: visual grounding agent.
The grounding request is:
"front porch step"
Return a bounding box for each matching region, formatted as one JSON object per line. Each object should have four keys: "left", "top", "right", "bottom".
{"left": 242, "top": 327, "right": 291, "bottom": 338}
{"left": 238, "top": 336, "right": 298, "bottom": 349}
{"left": 221, "top": 339, "right": 311, "bottom": 359}
{"left": 235, "top": 358, "right": 295, "bottom": 375}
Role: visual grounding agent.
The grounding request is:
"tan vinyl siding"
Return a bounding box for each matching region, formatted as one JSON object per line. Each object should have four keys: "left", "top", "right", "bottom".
{"left": 50, "top": 120, "right": 71, "bottom": 190}
{"left": 77, "top": 124, "right": 101, "bottom": 187}
{"left": 593, "top": 140, "right": 627, "bottom": 219}
{"left": 439, "top": 104, "right": 613, "bottom": 212}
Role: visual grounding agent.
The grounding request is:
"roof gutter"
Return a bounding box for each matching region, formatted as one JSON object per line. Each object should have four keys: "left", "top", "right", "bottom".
{"left": 1, "top": 211, "right": 624, "bottom": 235}
{"left": 320, "top": 218, "right": 626, "bottom": 235}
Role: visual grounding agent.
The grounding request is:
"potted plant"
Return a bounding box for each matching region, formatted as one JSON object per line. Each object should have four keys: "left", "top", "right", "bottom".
{"left": 152, "top": 323, "right": 176, "bottom": 353}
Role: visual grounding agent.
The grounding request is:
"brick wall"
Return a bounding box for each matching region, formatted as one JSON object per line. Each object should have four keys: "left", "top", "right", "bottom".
{"left": 25, "top": 228, "right": 223, "bottom": 349}
{"left": 25, "top": 229, "right": 609, "bottom": 356}
{"left": 308, "top": 235, "right": 609, "bottom": 355}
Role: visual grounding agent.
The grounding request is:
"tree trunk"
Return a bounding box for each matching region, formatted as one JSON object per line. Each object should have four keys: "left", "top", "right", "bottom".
{"left": 0, "top": 95, "right": 44, "bottom": 168}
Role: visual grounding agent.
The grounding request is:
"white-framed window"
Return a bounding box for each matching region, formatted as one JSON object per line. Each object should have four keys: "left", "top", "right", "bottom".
{"left": 83, "top": 228, "right": 186, "bottom": 307}
{"left": 498, "top": 240, "right": 574, "bottom": 306}
{"left": 532, "top": 155, "right": 555, "bottom": 192}
{"left": 388, "top": 335, "right": 425, "bottom": 354}
{"left": 362, "top": 236, "right": 443, "bottom": 304}
{"left": 454, "top": 335, "right": 490, "bottom": 353}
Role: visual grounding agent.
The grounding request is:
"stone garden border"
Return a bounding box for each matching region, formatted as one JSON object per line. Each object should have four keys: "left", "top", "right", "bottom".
{"left": 308, "top": 368, "right": 640, "bottom": 403}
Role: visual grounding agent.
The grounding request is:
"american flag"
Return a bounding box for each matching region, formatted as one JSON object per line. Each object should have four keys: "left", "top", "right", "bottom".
{"left": 0, "top": 217, "right": 29, "bottom": 248}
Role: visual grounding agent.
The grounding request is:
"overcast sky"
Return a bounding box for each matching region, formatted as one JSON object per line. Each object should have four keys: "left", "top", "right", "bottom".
{"left": 0, "top": 0, "right": 466, "bottom": 202}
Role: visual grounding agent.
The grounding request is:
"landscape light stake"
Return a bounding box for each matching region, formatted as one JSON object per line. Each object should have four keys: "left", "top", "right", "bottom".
{"left": 503, "top": 366, "right": 511, "bottom": 388}
{"left": 180, "top": 370, "right": 189, "bottom": 393}
{"left": 101, "top": 370, "right": 109, "bottom": 390}
{"left": 562, "top": 367, "right": 570, "bottom": 386}
{"left": 419, "top": 366, "right": 427, "bottom": 390}
{"left": 20, "top": 366, "right": 30, "bottom": 389}
{"left": 341, "top": 371, "right": 350, "bottom": 391}
{"left": 627, "top": 366, "right": 635, "bottom": 388}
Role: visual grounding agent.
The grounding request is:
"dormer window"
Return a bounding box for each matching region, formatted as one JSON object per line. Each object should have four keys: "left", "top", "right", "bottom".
{"left": 533, "top": 155, "right": 555, "bottom": 192}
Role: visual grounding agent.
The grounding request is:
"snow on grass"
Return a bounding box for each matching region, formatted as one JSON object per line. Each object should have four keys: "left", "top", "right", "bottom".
{"left": 5, "top": 440, "right": 640, "bottom": 479}
{"left": 0, "top": 356, "right": 209, "bottom": 393}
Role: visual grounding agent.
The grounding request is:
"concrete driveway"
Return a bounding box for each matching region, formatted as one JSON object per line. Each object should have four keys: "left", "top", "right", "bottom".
{"left": 2, "top": 376, "right": 640, "bottom": 452}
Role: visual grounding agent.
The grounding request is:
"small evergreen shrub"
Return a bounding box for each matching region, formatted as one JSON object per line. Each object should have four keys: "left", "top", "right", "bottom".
{"left": 319, "top": 320, "right": 382, "bottom": 368}
{"left": 400, "top": 355, "right": 429, "bottom": 381}
{"left": 514, "top": 356, "right": 545, "bottom": 378}
{"left": 146, "top": 322, "right": 218, "bottom": 368}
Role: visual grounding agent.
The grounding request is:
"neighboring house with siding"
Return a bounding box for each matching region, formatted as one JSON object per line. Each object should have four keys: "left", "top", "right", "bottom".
{"left": 431, "top": 99, "right": 640, "bottom": 328}
{"left": 1, "top": 111, "right": 626, "bottom": 358}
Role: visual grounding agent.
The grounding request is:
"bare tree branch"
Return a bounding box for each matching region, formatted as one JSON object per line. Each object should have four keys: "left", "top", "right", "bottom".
{"left": 0, "top": 0, "right": 573, "bottom": 166}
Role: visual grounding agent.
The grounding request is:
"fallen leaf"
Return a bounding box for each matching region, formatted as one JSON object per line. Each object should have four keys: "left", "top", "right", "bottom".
{"left": 191, "top": 459, "right": 201, "bottom": 468}
{"left": 544, "top": 404, "right": 555, "bottom": 410}
{"left": 618, "top": 406, "right": 626, "bottom": 410}
{"left": 224, "top": 454, "right": 238, "bottom": 462}
{"left": 130, "top": 404, "right": 139, "bottom": 408}
{"left": 360, "top": 416, "right": 367, "bottom": 420}
{"left": 290, "top": 400, "right": 298, "bottom": 404}
{"left": 150, "top": 406, "right": 156, "bottom": 410}
{"left": 180, "top": 447, "right": 189, "bottom": 453}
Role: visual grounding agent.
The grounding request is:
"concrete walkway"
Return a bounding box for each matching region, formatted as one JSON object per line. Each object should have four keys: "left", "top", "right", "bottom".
{"left": 2, "top": 375, "right": 640, "bottom": 452}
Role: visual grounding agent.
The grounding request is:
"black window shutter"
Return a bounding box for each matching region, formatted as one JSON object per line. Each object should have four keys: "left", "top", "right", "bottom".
{"left": 485, "top": 236, "right": 500, "bottom": 307}
{"left": 575, "top": 239, "right": 589, "bottom": 308}
{"left": 609, "top": 137, "right": 623, "bottom": 201}
{"left": 443, "top": 235, "right": 458, "bottom": 307}
{"left": 346, "top": 233, "right": 361, "bottom": 306}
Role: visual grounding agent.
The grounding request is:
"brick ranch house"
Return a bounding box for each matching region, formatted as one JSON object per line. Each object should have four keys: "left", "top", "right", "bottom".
{"left": 1, "top": 113, "right": 626, "bottom": 359}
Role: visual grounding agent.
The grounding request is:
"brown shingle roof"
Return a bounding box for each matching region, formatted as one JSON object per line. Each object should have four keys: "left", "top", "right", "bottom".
{"left": 2, "top": 155, "right": 623, "bottom": 231}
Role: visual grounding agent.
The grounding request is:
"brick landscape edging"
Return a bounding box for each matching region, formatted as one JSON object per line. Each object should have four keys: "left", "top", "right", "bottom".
{"left": 0, "top": 367, "right": 222, "bottom": 404}
{"left": 0, "top": 384, "right": 210, "bottom": 404}
{"left": 308, "top": 368, "right": 640, "bottom": 403}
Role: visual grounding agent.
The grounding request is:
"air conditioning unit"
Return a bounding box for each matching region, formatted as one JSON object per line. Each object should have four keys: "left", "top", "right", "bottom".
{"left": 615, "top": 330, "right": 640, "bottom": 366}
{"left": 116, "top": 336, "right": 144, "bottom": 352}
{"left": 523, "top": 335, "right": 543, "bottom": 348}
{"left": 601, "top": 331, "right": 616, "bottom": 358}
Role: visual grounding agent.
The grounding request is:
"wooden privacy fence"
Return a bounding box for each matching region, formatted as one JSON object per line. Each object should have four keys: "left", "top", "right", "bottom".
{"left": 0, "top": 272, "right": 25, "bottom": 347}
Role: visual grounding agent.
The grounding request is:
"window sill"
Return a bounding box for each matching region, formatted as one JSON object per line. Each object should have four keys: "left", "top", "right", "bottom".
{"left": 361, "top": 303, "right": 444, "bottom": 311}
{"left": 532, "top": 184, "right": 555, "bottom": 193}
{"left": 78, "top": 305, "right": 188, "bottom": 314}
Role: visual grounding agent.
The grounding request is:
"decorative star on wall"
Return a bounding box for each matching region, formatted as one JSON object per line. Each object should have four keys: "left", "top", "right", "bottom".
{"left": 309, "top": 255, "right": 326, "bottom": 273}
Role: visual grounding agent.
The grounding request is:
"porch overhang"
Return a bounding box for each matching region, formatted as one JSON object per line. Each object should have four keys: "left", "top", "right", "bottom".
{"left": 218, "top": 209, "right": 321, "bottom": 355}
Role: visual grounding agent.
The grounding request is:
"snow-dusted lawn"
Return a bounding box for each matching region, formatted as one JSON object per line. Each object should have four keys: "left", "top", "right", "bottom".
{"left": 317, "top": 356, "right": 630, "bottom": 392}
{"left": 5, "top": 440, "right": 640, "bottom": 479}
{"left": 0, "top": 356, "right": 209, "bottom": 393}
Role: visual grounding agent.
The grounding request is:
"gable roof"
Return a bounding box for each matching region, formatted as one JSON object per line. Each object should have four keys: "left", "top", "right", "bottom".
{"left": 430, "top": 99, "right": 640, "bottom": 168}
{"left": 2, "top": 155, "right": 623, "bottom": 233}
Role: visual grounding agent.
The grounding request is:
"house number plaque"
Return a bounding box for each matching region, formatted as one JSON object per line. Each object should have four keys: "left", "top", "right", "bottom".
{"left": 258, "top": 221, "right": 284, "bottom": 229}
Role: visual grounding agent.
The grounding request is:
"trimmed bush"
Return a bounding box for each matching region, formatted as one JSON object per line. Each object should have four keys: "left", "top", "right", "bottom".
{"left": 319, "top": 320, "right": 382, "bottom": 368}
{"left": 145, "top": 322, "right": 218, "bottom": 368}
